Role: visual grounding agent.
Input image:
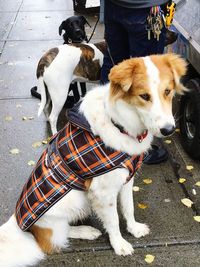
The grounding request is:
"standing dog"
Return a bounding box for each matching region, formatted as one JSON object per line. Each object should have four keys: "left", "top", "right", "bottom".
{"left": 0, "top": 54, "right": 187, "bottom": 267}
{"left": 37, "top": 41, "right": 107, "bottom": 134}
{"left": 31, "top": 15, "right": 91, "bottom": 104}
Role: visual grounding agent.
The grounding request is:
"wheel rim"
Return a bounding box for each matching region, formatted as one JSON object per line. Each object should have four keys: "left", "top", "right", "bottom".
{"left": 184, "top": 98, "right": 196, "bottom": 140}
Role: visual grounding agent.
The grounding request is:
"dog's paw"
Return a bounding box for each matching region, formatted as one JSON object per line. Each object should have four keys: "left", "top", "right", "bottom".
{"left": 68, "top": 225, "right": 102, "bottom": 240}
{"left": 112, "top": 238, "right": 134, "bottom": 256}
{"left": 85, "top": 226, "right": 102, "bottom": 240}
{"left": 127, "top": 222, "right": 150, "bottom": 238}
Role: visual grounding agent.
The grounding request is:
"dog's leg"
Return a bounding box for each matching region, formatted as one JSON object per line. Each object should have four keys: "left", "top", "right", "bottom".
{"left": 68, "top": 225, "right": 102, "bottom": 240}
{"left": 47, "top": 80, "right": 71, "bottom": 134}
{"left": 119, "top": 178, "right": 150, "bottom": 238}
{"left": 49, "top": 97, "right": 67, "bottom": 134}
{"left": 88, "top": 169, "right": 134, "bottom": 256}
{"left": 31, "top": 216, "right": 69, "bottom": 254}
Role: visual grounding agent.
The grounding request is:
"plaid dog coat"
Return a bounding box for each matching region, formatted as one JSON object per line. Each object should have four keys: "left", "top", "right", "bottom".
{"left": 15, "top": 106, "right": 144, "bottom": 231}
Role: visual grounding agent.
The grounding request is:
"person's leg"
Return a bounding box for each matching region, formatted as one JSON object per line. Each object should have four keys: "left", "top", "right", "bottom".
{"left": 122, "top": 7, "right": 168, "bottom": 164}
{"left": 100, "top": 1, "right": 130, "bottom": 84}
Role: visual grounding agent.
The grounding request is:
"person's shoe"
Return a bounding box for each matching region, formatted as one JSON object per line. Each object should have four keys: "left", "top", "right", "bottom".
{"left": 143, "top": 145, "right": 168, "bottom": 165}
{"left": 165, "top": 29, "right": 178, "bottom": 46}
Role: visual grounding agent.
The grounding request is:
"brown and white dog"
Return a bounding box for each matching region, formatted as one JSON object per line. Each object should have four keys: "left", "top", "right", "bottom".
{"left": 0, "top": 54, "right": 187, "bottom": 267}
{"left": 37, "top": 42, "right": 106, "bottom": 134}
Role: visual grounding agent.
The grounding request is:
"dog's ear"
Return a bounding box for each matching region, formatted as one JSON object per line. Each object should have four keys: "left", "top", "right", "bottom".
{"left": 59, "top": 21, "right": 65, "bottom": 35}
{"left": 79, "top": 15, "right": 91, "bottom": 27}
{"left": 108, "top": 59, "right": 138, "bottom": 100}
{"left": 164, "top": 53, "right": 188, "bottom": 94}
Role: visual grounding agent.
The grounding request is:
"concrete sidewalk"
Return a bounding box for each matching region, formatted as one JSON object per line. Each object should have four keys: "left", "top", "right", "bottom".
{"left": 0, "top": 1, "right": 200, "bottom": 266}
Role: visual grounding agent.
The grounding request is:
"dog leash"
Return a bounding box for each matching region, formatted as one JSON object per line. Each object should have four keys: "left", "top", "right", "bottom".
{"left": 87, "top": 16, "right": 100, "bottom": 43}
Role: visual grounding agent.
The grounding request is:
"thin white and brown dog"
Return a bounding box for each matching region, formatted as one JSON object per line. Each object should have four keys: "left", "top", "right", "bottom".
{"left": 37, "top": 42, "right": 106, "bottom": 134}
{"left": 0, "top": 54, "right": 186, "bottom": 267}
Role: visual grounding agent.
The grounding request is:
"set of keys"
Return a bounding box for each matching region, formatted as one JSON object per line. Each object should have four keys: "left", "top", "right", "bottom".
{"left": 146, "top": 6, "right": 164, "bottom": 41}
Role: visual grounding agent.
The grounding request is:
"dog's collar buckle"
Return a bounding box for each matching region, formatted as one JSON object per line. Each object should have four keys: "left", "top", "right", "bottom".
{"left": 137, "top": 130, "right": 148, "bottom": 143}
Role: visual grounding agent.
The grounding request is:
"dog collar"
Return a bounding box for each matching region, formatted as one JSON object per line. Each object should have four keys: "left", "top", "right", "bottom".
{"left": 111, "top": 119, "right": 148, "bottom": 143}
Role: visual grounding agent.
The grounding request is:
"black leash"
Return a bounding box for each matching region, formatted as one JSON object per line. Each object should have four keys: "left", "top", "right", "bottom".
{"left": 87, "top": 16, "right": 99, "bottom": 43}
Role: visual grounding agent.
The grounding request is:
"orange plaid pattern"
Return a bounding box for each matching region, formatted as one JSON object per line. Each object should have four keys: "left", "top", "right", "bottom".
{"left": 15, "top": 121, "right": 143, "bottom": 231}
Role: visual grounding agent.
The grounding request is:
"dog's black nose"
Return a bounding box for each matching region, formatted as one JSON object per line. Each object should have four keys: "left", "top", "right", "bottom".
{"left": 160, "top": 124, "right": 175, "bottom": 136}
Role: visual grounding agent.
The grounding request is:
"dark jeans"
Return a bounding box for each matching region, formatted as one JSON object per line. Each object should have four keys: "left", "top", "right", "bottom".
{"left": 100, "top": 0, "right": 166, "bottom": 84}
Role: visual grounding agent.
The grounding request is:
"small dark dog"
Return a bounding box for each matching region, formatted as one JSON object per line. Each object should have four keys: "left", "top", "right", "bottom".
{"left": 59, "top": 15, "right": 91, "bottom": 44}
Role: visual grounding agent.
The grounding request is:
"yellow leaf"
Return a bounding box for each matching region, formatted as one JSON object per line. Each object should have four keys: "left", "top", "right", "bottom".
{"left": 175, "top": 128, "right": 180, "bottom": 133}
{"left": 5, "top": 116, "right": 13, "bottom": 121}
{"left": 42, "top": 139, "right": 48, "bottom": 145}
{"left": 181, "top": 198, "right": 193, "bottom": 208}
{"left": 138, "top": 203, "right": 148, "bottom": 209}
{"left": 145, "top": 254, "right": 155, "bottom": 264}
{"left": 193, "top": 216, "right": 200, "bottom": 222}
{"left": 143, "top": 178, "right": 152, "bottom": 184}
{"left": 195, "top": 181, "right": 200, "bottom": 187}
{"left": 133, "top": 186, "right": 140, "bottom": 192}
{"left": 179, "top": 178, "right": 186, "bottom": 183}
{"left": 32, "top": 141, "right": 42, "bottom": 148}
{"left": 186, "top": 165, "right": 194, "bottom": 171}
{"left": 10, "top": 148, "right": 20, "bottom": 155}
{"left": 165, "top": 139, "right": 171, "bottom": 144}
{"left": 28, "top": 160, "right": 35, "bottom": 166}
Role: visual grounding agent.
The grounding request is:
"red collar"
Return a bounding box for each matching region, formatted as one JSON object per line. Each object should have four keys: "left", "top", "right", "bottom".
{"left": 111, "top": 119, "right": 148, "bottom": 143}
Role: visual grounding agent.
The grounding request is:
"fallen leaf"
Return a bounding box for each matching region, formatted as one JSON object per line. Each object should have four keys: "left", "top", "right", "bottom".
{"left": 28, "top": 160, "right": 35, "bottom": 166}
{"left": 195, "top": 181, "right": 200, "bottom": 187}
{"left": 143, "top": 178, "right": 152, "bottom": 184}
{"left": 192, "top": 189, "right": 197, "bottom": 195}
{"left": 10, "top": 148, "right": 20, "bottom": 155}
{"left": 175, "top": 128, "right": 180, "bottom": 133}
{"left": 186, "top": 165, "right": 194, "bottom": 171}
{"left": 7, "top": 62, "right": 15, "bottom": 66}
{"left": 181, "top": 198, "right": 193, "bottom": 208}
{"left": 42, "top": 137, "right": 51, "bottom": 145}
{"left": 16, "top": 104, "right": 22, "bottom": 108}
{"left": 165, "top": 139, "right": 171, "bottom": 144}
{"left": 133, "top": 186, "right": 140, "bottom": 192}
{"left": 22, "top": 116, "right": 34, "bottom": 121}
{"left": 32, "top": 141, "right": 42, "bottom": 148}
{"left": 145, "top": 254, "right": 155, "bottom": 264}
{"left": 4, "top": 116, "right": 13, "bottom": 121}
{"left": 179, "top": 178, "right": 186, "bottom": 184}
{"left": 42, "top": 140, "right": 48, "bottom": 145}
{"left": 28, "top": 116, "right": 34, "bottom": 120}
{"left": 193, "top": 216, "right": 200, "bottom": 222}
{"left": 164, "top": 198, "right": 171, "bottom": 203}
{"left": 138, "top": 203, "right": 148, "bottom": 209}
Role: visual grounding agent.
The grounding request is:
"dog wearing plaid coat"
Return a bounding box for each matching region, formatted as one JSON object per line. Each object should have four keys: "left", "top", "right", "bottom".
{"left": 0, "top": 54, "right": 187, "bottom": 267}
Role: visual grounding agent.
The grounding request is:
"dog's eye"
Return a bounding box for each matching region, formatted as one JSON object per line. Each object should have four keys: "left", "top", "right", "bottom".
{"left": 139, "top": 93, "right": 151, "bottom": 101}
{"left": 165, "top": 89, "right": 171, "bottom": 96}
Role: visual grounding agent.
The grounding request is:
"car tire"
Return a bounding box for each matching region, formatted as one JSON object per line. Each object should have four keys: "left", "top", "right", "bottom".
{"left": 180, "top": 78, "right": 200, "bottom": 159}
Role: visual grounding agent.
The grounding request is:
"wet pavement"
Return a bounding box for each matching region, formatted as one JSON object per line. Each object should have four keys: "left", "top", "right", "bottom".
{"left": 0, "top": 1, "right": 200, "bottom": 266}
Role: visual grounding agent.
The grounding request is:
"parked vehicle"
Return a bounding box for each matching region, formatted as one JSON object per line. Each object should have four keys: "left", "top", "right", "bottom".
{"left": 168, "top": 0, "right": 200, "bottom": 159}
